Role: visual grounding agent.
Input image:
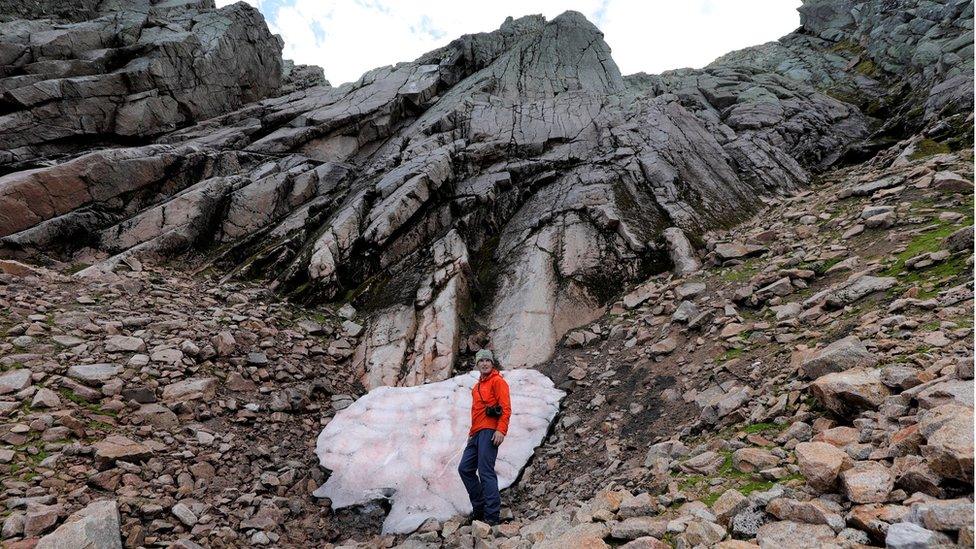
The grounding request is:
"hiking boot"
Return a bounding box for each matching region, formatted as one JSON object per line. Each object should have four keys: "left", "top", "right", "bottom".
{"left": 468, "top": 509, "right": 484, "bottom": 523}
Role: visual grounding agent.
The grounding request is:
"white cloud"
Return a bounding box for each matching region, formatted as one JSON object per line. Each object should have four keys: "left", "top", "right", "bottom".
{"left": 218, "top": 0, "right": 801, "bottom": 85}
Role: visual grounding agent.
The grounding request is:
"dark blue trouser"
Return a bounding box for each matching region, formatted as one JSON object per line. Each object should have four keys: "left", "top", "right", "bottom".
{"left": 457, "top": 429, "right": 500, "bottom": 522}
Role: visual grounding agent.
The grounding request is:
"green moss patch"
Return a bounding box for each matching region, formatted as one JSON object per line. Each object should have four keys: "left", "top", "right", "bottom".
{"left": 854, "top": 59, "right": 877, "bottom": 77}
{"left": 908, "top": 139, "right": 951, "bottom": 160}
{"left": 883, "top": 202, "right": 974, "bottom": 280}
{"left": 742, "top": 422, "right": 784, "bottom": 434}
{"left": 719, "top": 347, "right": 745, "bottom": 362}
{"left": 720, "top": 259, "right": 759, "bottom": 282}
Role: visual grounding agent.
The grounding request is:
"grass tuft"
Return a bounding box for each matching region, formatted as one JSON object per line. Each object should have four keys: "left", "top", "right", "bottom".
{"left": 908, "top": 139, "right": 951, "bottom": 160}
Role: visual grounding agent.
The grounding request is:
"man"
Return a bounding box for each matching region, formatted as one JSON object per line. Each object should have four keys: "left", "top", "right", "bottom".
{"left": 457, "top": 349, "right": 511, "bottom": 525}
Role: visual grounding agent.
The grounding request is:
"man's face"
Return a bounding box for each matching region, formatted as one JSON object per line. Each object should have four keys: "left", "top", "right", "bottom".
{"left": 477, "top": 359, "right": 494, "bottom": 375}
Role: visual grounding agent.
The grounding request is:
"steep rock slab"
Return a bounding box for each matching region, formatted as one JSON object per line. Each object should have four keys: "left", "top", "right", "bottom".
{"left": 0, "top": 0, "right": 282, "bottom": 164}
{"left": 314, "top": 369, "right": 564, "bottom": 533}
{"left": 352, "top": 230, "right": 472, "bottom": 389}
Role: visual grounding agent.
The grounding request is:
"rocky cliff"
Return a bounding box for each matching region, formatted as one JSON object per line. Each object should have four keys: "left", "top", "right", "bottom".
{"left": 2, "top": 0, "right": 970, "bottom": 391}
{"left": 0, "top": 0, "right": 972, "bottom": 547}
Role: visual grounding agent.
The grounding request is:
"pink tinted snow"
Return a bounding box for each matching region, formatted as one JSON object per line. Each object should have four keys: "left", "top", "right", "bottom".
{"left": 314, "top": 369, "right": 565, "bottom": 533}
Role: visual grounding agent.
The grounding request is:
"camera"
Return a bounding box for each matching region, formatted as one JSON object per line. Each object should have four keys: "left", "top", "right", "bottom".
{"left": 485, "top": 404, "right": 503, "bottom": 418}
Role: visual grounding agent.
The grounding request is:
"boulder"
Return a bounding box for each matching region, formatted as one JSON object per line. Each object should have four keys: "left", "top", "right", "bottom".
{"left": 212, "top": 331, "right": 236, "bottom": 356}
{"left": 810, "top": 367, "right": 890, "bottom": 416}
{"left": 31, "top": 388, "right": 61, "bottom": 409}
{"left": 711, "top": 489, "right": 748, "bottom": 526}
{"left": 680, "top": 451, "right": 725, "bottom": 475}
{"left": 932, "top": 170, "right": 973, "bottom": 193}
{"left": 944, "top": 225, "right": 974, "bottom": 253}
{"left": 35, "top": 500, "right": 121, "bottom": 549}
{"left": 103, "top": 335, "right": 146, "bottom": 353}
{"left": 610, "top": 517, "right": 669, "bottom": 540}
{"left": 839, "top": 461, "right": 893, "bottom": 504}
{"left": 700, "top": 386, "right": 751, "bottom": 424}
{"left": 917, "top": 404, "right": 974, "bottom": 483}
{"left": 885, "top": 522, "right": 953, "bottom": 548}
{"left": 618, "top": 492, "right": 655, "bottom": 518}
{"left": 812, "top": 426, "right": 859, "bottom": 448}
{"left": 795, "top": 442, "right": 851, "bottom": 492}
{"left": 648, "top": 335, "right": 678, "bottom": 355}
{"left": 880, "top": 365, "right": 923, "bottom": 390}
{"left": 24, "top": 503, "right": 61, "bottom": 537}
{"left": 714, "top": 242, "right": 766, "bottom": 261}
{"left": 161, "top": 378, "right": 217, "bottom": 402}
{"left": 536, "top": 523, "right": 609, "bottom": 549}
{"left": 672, "top": 301, "right": 699, "bottom": 323}
{"left": 619, "top": 537, "right": 671, "bottom": 548}
{"left": 132, "top": 403, "right": 179, "bottom": 430}
{"left": 892, "top": 455, "right": 943, "bottom": 497}
{"left": 675, "top": 282, "right": 706, "bottom": 300}
{"left": 755, "top": 520, "right": 836, "bottom": 548}
{"left": 907, "top": 498, "right": 973, "bottom": 532}
{"left": 730, "top": 503, "right": 768, "bottom": 538}
{"left": 66, "top": 363, "right": 121, "bottom": 386}
{"left": 799, "top": 336, "right": 877, "bottom": 379}
{"left": 824, "top": 276, "right": 896, "bottom": 308}
{"left": 0, "top": 369, "right": 32, "bottom": 394}
{"left": 766, "top": 498, "right": 844, "bottom": 532}
{"left": 847, "top": 503, "right": 909, "bottom": 539}
{"left": 94, "top": 435, "right": 152, "bottom": 467}
{"left": 662, "top": 227, "right": 701, "bottom": 275}
{"left": 916, "top": 379, "right": 974, "bottom": 409}
{"left": 732, "top": 447, "right": 780, "bottom": 473}
{"left": 682, "top": 520, "right": 726, "bottom": 546}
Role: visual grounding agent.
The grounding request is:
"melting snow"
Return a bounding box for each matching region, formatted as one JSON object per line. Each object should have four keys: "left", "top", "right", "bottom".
{"left": 314, "top": 369, "right": 564, "bottom": 533}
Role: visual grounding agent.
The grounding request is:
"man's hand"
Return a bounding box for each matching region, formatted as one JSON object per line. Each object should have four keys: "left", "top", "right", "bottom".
{"left": 492, "top": 431, "right": 505, "bottom": 446}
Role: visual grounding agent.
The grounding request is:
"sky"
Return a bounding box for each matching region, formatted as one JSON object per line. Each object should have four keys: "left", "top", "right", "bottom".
{"left": 217, "top": 0, "right": 803, "bottom": 86}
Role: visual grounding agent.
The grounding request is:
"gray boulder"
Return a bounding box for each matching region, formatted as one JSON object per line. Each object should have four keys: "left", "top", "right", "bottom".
{"left": 799, "top": 336, "right": 877, "bottom": 379}
{"left": 662, "top": 227, "right": 701, "bottom": 275}
{"left": 35, "top": 499, "right": 121, "bottom": 549}
{"left": 885, "top": 522, "right": 953, "bottom": 549}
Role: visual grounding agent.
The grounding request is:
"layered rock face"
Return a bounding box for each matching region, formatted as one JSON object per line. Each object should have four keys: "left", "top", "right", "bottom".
{"left": 0, "top": 0, "right": 282, "bottom": 167}
{"left": 715, "top": 0, "right": 974, "bottom": 142}
{"left": 0, "top": 0, "right": 971, "bottom": 391}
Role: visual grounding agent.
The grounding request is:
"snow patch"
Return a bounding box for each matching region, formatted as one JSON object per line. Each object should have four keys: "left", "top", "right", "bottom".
{"left": 314, "top": 369, "right": 564, "bottom": 533}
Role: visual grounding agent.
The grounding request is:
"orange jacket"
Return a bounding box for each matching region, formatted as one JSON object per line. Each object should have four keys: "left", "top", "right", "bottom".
{"left": 469, "top": 369, "right": 511, "bottom": 436}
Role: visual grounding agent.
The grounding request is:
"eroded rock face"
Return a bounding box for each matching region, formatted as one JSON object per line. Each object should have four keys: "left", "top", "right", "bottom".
{"left": 0, "top": 0, "right": 282, "bottom": 166}
{"left": 0, "top": 1, "right": 969, "bottom": 386}
{"left": 313, "top": 369, "right": 564, "bottom": 533}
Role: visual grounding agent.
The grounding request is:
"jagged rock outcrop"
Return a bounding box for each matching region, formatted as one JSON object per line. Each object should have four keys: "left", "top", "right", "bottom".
{"left": 716, "top": 0, "right": 974, "bottom": 143}
{"left": 0, "top": 0, "right": 282, "bottom": 167}
{"left": 278, "top": 60, "right": 330, "bottom": 96}
{"left": 0, "top": 1, "right": 971, "bottom": 390}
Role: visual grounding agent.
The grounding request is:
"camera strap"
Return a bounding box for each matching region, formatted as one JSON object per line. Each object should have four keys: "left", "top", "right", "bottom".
{"left": 476, "top": 382, "right": 491, "bottom": 406}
